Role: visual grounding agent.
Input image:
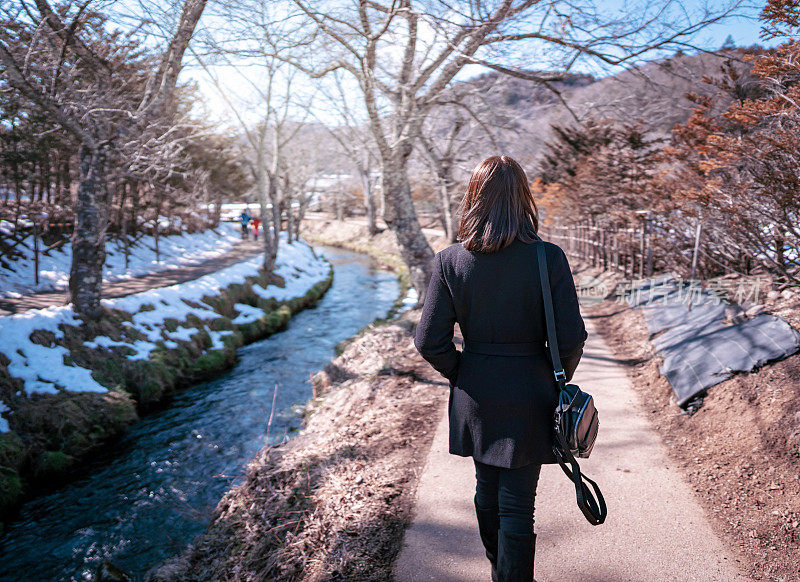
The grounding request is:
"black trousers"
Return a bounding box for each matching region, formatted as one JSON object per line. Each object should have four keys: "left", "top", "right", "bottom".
{"left": 474, "top": 459, "right": 542, "bottom": 535}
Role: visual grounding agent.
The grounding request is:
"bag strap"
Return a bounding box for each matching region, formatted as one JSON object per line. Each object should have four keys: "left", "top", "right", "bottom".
{"left": 536, "top": 241, "right": 607, "bottom": 526}
{"left": 554, "top": 429, "right": 608, "bottom": 525}
{"left": 536, "top": 243, "right": 567, "bottom": 390}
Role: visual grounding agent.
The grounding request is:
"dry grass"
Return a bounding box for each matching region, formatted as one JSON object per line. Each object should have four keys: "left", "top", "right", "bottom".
{"left": 148, "top": 312, "right": 447, "bottom": 581}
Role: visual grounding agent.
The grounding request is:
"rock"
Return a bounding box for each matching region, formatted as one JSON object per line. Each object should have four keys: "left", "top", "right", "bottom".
{"left": 744, "top": 304, "right": 765, "bottom": 317}
{"left": 724, "top": 305, "right": 746, "bottom": 324}
{"left": 97, "top": 561, "right": 130, "bottom": 581}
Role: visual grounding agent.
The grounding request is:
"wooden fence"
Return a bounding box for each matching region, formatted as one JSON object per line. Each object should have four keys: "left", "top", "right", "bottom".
{"left": 540, "top": 218, "right": 656, "bottom": 280}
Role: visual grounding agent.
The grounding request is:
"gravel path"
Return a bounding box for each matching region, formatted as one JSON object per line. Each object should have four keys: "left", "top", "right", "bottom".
{"left": 394, "top": 315, "right": 750, "bottom": 582}
{"left": 0, "top": 239, "right": 262, "bottom": 316}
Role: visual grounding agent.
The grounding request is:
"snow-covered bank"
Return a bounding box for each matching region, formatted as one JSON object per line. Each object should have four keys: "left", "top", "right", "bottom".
{"left": 0, "top": 239, "right": 332, "bottom": 521}
{"left": 0, "top": 240, "right": 328, "bottom": 402}
{"left": 0, "top": 223, "right": 241, "bottom": 298}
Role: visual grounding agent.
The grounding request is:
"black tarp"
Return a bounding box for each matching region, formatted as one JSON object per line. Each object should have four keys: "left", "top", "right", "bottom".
{"left": 625, "top": 277, "right": 800, "bottom": 407}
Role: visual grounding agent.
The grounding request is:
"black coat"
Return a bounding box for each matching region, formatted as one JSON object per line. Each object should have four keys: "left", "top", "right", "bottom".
{"left": 414, "top": 237, "right": 587, "bottom": 468}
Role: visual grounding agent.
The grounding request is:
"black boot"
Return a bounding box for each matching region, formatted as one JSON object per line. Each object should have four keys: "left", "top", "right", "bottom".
{"left": 496, "top": 530, "right": 536, "bottom": 582}
{"left": 474, "top": 494, "right": 500, "bottom": 582}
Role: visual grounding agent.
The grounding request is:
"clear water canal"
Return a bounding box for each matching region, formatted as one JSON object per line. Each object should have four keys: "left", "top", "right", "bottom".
{"left": 0, "top": 246, "right": 400, "bottom": 581}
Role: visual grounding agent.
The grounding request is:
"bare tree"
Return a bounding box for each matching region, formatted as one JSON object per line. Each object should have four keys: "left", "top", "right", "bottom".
{"left": 0, "top": 0, "right": 207, "bottom": 318}
{"left": 194, "top": 2, "right": 319, "bottom": 269}
{"left": 257, "top": 0, "right": 740, "bottom": 302}
{"left": 317, "top": 72, "right": 382, "bottom": 235}
{"left": 418, "top": 118, "right": 466, "bottom": 242}
{"left": 417, "top": 85, "right": 508, "bottom": 242}
{"left": 278, "top": 133, "right": 321, "bottom": 242}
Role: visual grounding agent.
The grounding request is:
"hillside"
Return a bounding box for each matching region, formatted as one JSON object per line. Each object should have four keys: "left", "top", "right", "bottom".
{"left": 417, "top": 48, "right": 758, "bottom": 177}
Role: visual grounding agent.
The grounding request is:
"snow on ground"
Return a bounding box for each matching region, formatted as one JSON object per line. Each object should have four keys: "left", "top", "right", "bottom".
{"left": 97, "top": 238, "right": 329, "bottom": 362}
{"left": 232, "top": 304, "right": 266, "bottom": 325}
{"left": 0, "top": 401, "right": 11, "bottom": 433}
{"left": 0, "top": 238, "right": 330, "bottom": 432}
{"left": 0, "top": 223, "right": 241, "bottom": 298}
{"left": 399, "top": 288, "right": 418, "bottom": 313}
{"left": 0, "top": 306, "right": 108, "bottom": 401}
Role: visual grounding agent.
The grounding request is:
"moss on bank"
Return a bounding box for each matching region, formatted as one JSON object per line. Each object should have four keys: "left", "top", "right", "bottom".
{"left": 0, "top": 260, "right": 333, "bottom": 528}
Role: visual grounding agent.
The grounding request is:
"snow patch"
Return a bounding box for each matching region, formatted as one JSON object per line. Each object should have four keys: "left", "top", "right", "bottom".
{"left": 399, "top": 288, "right": 418, "bottom": 313}
{"left": 0, "top": 401, "right": 10, "bottom": 432}
{"left": 209, "top": 330, "right": 235, "bottom": 350}
{"left": 231, "top": 303, "right": 265, "bottom": 325}
{"left": 166, "top": 326, "right": 198, "bottom": 342}
{"left": 0, "top": 223, "right": 241, "bottom": 298}
{"left": 251, "top": 242, "right": 330, "bottom": 302}
{"left": 0, "top": 306, "right": 107, "bottom": 395}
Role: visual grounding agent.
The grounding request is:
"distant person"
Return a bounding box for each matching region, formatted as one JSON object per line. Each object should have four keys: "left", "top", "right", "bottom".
{"left": 239, "top": 209, "right": 251, "bottom": 240}
{"left": 414, "top": 155, "right": 587, "bottom": 581}
{"left": 252, "top": 217, "right": 261, "bottom": 241}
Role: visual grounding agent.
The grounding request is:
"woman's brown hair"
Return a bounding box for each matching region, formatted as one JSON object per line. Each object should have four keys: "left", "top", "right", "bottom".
{"left": 458, "top": 155, "right": 539, "bottom": 253}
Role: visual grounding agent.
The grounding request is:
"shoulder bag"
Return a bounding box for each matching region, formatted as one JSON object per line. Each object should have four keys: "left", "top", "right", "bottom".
{"left": 537, "top": 242, "right": 607, "bottom": 526}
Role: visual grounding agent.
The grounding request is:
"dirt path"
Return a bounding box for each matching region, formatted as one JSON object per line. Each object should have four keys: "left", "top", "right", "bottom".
{"left": 0, "top": 239, "right": 262, "bottom": 316}
{"left": 394, "top": 315, "right": 750, "bottom": 582}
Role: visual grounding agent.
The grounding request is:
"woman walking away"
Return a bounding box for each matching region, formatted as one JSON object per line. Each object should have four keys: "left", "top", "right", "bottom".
{"left": 414, "top": 155, "right": 587, "bottom": 582}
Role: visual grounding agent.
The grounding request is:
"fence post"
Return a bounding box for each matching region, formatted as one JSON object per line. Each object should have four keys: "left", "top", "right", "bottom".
{"left": 646, "top": 213, "right": 653, "bottom": 277}
{"left": 600, "top": 228, "right": 606, "bottom": 270}
{"left": 585, "top": 219, "right": 590, "bottom": 262}
{"left": 639, "top": 217, "right": 646, "bottom": 279}
{"left": 689, "top": 213, "right": 703, "bottom": 281}
{"left": 570, "top": 225, "right": 575, "bottom": 257}
{"left": 33, "top": 219, "right": 39, "bottom": 286}
{"left": 628, "top": 226, "right": 635, "bottom": 279}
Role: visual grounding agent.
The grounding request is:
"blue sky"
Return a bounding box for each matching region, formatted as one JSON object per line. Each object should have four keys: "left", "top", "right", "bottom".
{"left": 187, "top": 0, "right": 776, "bottom": 128}
{"left": 682, "top": 8, "right": 773, "bottom": 50}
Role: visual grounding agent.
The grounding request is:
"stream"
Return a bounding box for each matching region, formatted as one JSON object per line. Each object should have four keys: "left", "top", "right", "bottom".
{"left": 0, "top": 246, "right": 400, "bottom": 582}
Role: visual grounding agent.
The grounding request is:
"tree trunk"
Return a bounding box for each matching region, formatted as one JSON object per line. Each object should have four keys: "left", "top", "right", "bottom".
{"left": 381, "top": 157, "right": 434, "bottom": 304}
{"left": 359, "top": 167, "right": 378, "bottom": 236}
{"left": 295, "top": 195, "right": 311, "bottom": 241}
{"left": 144, "top": 0, "right": 208, "bottom": 117}
{"left": 437, "top": 175, "right": 458, "bottom": 243}
{"left": 69, "top": 145, "right": 106, "bottom": 319}
{"left": 335, "top": 190, "right": 344, "bottom": 221}
{"left": 270, "top": 186, "right": 282, "bottom": 259}
{"left": 256, "top": 174, "right": 276, "bottom": 272}
{"left": 286, "top": 200, "right": 294, "bottom": 243}
{"left": 213, "top": 191, "right": 223, "bottom": 226}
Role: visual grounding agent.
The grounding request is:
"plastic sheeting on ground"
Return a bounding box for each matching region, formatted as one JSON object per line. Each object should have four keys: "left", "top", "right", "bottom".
{"left": 625, "top": 276, "right": 800, "bottom": 407}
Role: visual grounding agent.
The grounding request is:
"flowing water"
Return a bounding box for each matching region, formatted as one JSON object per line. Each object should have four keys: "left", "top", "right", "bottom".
{"left": 0, "top": 246, "right": 399, "bottom": 582}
